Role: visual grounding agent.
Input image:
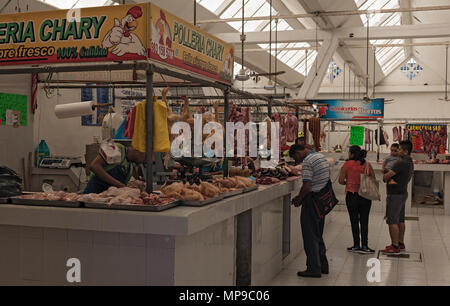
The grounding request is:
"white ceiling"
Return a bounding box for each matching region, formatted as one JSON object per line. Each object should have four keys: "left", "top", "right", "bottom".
{"left": 1, "top": 0, "right": 450, "bottom": 93}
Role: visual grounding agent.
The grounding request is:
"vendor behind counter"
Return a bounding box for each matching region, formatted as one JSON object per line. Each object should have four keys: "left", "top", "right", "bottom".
{"left": 84, "top": 140, "right": 145, "bottom": 194}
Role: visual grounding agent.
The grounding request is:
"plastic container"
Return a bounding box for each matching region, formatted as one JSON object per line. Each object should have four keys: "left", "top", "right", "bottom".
{"left": 36, "top": 140, "right": 50, "bottom": 166}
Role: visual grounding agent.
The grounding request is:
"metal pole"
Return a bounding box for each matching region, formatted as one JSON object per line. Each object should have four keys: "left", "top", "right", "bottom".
{"left": 343, "top": 62, "right": 346, "bottom": 99}
{"left": 366, "top": 14, "right": 369, "bottom": 98}
{"left": 146, "top": 66, "right": 154, "bottom": 193}
{"left": 268, "top": 97, "right": 273, "bottom": 118}
{"left": 373, "top": 47, "right": 376, "bottom": 98}
{"left": 377, "top": 121, "right": 380, "bottom": 161}
{"left": 327, "top": 121, "right": 330, "bottom": 152}
{"left": 348, "top": 68, "right": 351, "bottom": 99}
{"left": 194, "top": 0, "right": 197, "bottom": 26}
{"left": 446, "top": 45, "right": 448, "bottom": 99}
{"left": 224, "top": 88, "right": 230, "bottom": 177}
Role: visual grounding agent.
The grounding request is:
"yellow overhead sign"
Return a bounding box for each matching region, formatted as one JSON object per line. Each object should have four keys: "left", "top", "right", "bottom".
{"left": 0, "top": 3, "right": 234, "bottom": 85}
{"left": 0, "top": 4, "right": 147, "bottom": 64}
{"left": 148, "top": 4, "right": 234, "bottom": 85}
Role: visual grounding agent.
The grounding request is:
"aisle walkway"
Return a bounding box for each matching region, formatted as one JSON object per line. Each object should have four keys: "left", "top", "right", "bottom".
{"left": 267, "top": 211, "right": 450, "bottom": 286}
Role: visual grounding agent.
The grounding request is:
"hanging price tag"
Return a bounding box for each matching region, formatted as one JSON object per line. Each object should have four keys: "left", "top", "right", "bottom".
{"left": 350, "top": 126, "right": 365, "bottom": 146}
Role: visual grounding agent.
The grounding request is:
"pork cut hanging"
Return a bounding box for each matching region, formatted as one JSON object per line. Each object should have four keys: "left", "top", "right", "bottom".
{"left": 308, "top": 117, "right": 321, "bottom": 151}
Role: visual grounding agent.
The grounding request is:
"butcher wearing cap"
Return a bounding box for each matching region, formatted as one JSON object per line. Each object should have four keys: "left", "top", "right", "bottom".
{"left": 102, "top": 6, "right": 146, "bottom": 56}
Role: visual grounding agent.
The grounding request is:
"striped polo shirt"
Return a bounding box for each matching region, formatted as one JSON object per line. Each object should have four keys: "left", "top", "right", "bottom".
{"left": 302, "top": 151, "right": 330, "bottom": 192}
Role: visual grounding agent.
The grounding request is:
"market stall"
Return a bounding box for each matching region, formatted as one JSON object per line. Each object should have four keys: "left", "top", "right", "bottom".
{"left": 306, "top": 98, "right": 450, "bottom": 215}
{"left": 0, "top": 2, "right": 310, "bottom": 285}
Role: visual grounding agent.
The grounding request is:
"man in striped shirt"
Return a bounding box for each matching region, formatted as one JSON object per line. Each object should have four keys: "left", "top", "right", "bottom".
{"left": 290, "top": 144, "right": 330, "bottom": 278}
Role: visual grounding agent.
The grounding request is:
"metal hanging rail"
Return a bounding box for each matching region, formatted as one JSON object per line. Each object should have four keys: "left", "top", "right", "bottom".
{"left": 236, "top": 41, "right": 450, "bottom": 52}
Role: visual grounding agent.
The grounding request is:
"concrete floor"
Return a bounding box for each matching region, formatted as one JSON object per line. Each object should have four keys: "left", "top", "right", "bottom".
{"left": 267, "top": 210, "right": 450, "bottom": 286}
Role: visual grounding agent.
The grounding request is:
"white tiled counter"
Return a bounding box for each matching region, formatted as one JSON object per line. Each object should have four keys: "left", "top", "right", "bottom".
{"left": 0, "top": 180, "right": 310, "bottom": 286}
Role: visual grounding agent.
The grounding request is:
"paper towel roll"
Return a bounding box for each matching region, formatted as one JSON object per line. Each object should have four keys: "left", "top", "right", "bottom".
{"left": 54, "top": 101, "right": 95, "bottom": 119}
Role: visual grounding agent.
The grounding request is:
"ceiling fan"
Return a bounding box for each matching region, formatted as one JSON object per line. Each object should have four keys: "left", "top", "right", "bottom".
{"left": 438, "top": 45, "right": 450, "bottom": 101}
{"left": 250, "top": 70, "right": 285, "bottom": 84}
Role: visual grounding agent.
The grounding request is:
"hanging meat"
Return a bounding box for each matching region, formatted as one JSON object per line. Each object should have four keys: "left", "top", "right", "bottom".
{"left": 403, "top": 127, "right": 410, "bottom": 141}
{"left": 228, "top": 103, "right": 252, "bottom": 166}
{"left": 421, "top": 128, "right": 433, "bottom": 159}
{"left": 393, "top": 126, "right": 399, "bottom": 142}
{"left": 433, "top": 131, "right": 441, "bottom": 159}
{"left": 162, "top": 87, "right": 180, "bottom": 141}
{"left": 180, "top": 96, "right": 194, "bottom": 127}
{"left": 383, "top": 129, "right": 389, "bottom": 147}
{"left": 309, "top": 117, "right": 321, "bottom": 151}
{"left": 398, "top": 126, "right": 402, "bottom": 141}
{"left": 286, "top": 113, "right": 299, "bottom": 143}
{"left": 271, "top": 113, "right": 286, "bottom": 147}
{"left": 263, "top": 116, "right": 272, "bottom": 148}
{"left": 365, "top": 128, "right": 371, "bottom": 145}
{"left": 440, "top": 127, "right": 448, "bottom": 154}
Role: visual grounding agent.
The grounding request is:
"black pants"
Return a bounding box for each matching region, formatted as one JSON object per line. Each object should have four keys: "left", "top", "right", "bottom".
{"left": 346, "top": 192, "right": 372, "bottom": 247}
{"left": 301, "top": 194, "right": 328, "bottom": 274}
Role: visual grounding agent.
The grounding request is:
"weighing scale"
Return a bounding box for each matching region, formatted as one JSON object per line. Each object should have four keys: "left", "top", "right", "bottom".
{"left": 39, "top": 157, "right": 72, "bottom": 169}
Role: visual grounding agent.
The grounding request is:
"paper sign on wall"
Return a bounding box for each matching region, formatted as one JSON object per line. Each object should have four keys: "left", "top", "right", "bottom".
{"left": 350, "top": 126, "right": 365, "bottom": 146}
{"left": 0, "top": 93, "right": 27, "bottom": 126}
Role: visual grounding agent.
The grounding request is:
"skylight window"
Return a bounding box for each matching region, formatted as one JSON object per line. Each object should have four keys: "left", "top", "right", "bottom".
{"left": 196, "top": 0, "right": 223, "bottom": 14}
{"left": 38, "top": 0, "right": 117, "bottom": 9}
{"left": 354, "top": 0, "right": 406, "bottom": 75}
{"left": 197, "top": 0, "right": 313, "bottom": 77}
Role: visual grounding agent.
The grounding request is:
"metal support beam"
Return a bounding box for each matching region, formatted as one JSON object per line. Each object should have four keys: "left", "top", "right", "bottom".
{"left": 297, "top": 36, "right": 339, "bottom": 99}
{"left": 223, "top": 88, "right": 230, "bottom": 178}
{"left": 215, "top": 23, "right": 450, "bottom": 45}
{"left": 0, "top": 62, "right": 149, "bottom": 75}
{"left": 215, "top": 29, "right": 329, "bottom": 44}
{"left": 197, "top": 5, "right": 450, "bottom": 24}
{"left": 146, "top": 67, "right": 154, "bottom": 194}
{"left": 399, "top": 0, "right": 414, "bottom": 57}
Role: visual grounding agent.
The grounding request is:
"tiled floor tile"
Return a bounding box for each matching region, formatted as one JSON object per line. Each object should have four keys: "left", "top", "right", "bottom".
{"left": 268, "top": 210, "right": 450, "bottom": 286}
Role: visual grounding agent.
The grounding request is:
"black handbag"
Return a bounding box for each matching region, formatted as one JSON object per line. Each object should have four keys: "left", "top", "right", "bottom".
{"left": 311, "top": 180, "right": 338, "bottom": 218}
{"left": 0, "top": 166, "right": 22, "bottom": 197}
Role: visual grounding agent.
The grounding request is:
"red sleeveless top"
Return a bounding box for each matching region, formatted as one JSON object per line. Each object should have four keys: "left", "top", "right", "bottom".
{"left": 343, "top": 160, "right": 367, "bottom": 193}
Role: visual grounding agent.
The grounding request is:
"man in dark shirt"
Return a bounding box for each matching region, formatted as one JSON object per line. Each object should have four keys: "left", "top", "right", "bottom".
{"left": 381, "top": 140, "right": 414, "bottom": 254}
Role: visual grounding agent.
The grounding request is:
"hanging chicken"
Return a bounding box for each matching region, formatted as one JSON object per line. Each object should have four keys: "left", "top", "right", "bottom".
{"left": 102, "top": 6, "right": 146, "bottom": 56}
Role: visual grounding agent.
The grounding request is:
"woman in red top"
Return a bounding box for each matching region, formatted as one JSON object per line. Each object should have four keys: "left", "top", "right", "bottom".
{"left": 339, "top": 146, "right": 376, "bottom": 254}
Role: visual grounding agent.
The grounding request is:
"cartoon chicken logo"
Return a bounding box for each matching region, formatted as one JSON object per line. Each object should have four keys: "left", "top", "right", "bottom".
{"left": 221, "top": 48, "right": 233, "bottom": 78}
{"left": 151, "top": 10, "right": 173, "bottom": 60}
{"left": 102, "top": 6, "right": 146, "bottom": 56}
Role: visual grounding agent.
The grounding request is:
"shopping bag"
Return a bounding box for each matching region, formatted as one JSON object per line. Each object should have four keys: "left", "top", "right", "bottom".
{"left": 359, "top": 163, "right": 381, "bottom": 201}
{"left": 311, "top": 180, "right": 339, "bottom": 219}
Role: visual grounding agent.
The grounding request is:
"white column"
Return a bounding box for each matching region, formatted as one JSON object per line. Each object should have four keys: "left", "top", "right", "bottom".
{"left": 444, "top": 171, "right": 450, "bottom": 216}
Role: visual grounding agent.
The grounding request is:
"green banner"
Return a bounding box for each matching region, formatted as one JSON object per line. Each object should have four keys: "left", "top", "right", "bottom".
{"left": 350, "top": 126, "right": 364, "bottom": 146}
{"left": 0, "top": 92, "right": 28, "bottom": 126}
